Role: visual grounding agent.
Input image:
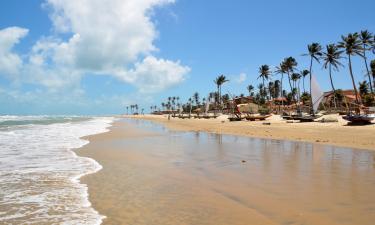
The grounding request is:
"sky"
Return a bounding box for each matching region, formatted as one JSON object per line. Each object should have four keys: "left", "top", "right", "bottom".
{"left": 0, "top": 0, "right": 374, "bottom": 115}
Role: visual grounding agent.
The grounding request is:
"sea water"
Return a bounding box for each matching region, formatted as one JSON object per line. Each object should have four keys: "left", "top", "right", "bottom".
{"left": 0, "top": 115, "right": 114, "bottom": 224}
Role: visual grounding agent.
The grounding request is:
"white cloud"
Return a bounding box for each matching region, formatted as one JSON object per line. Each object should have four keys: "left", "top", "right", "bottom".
{"left": 0, "top": 0, "right": 189, "bottom": 93}
{"left": 0, "top": 27, "right": 29, "bottom": 77}
{"left": 113, "top": 56, "right": 190, "bottom": 93}
{"left": 234, "top": 72, "right": 247, "bottom": 84}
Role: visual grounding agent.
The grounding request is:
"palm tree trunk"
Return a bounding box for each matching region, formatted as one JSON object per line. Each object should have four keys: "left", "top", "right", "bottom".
{"left": 217, "top": 85, "right": 220, "bottom": 112}
{"left": 281, "top": 73, "right": 284, "bottom": 108}
{"left": 219, "top": 85, "right": 222, "bottom": 112}
{"left": 297, "top": 79, "right": 302, "bottom": 113}
{"left": 287, "top": 71, "right": 294, "bottom": 103}
{"left": 287, "top": 72, "right": 292, "bottom": 93}
{"left": 348, "top": 55, "right": 361, "bottom": 110}
{"left": 309, "top": 57, "right": 314, "bottom": 115}
{"left": 328, "top": 64, "right": 337, "bottom": 109}
{"left": 298, "top": 79, "right": 301, "bottom": 101}
{"left": 302, "top": 77, "right": 305, "bottom": 93}
{"left": 363, "top": 48, "right": 374, "bottom": 94}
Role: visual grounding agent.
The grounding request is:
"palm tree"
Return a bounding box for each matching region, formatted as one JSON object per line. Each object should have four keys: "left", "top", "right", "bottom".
{"left": 291, "top": 73, "right": 301, "bottom": 101}
{"left": 284, "top": 57, "right": 298, "bottom": 95}
{"left": 359, "top": 30, "right": 374, "bottom": 93}
{"left": 188, "top": 97, "right": 193, "bottom": 116}
{"left": 214, "top": 75, "right": 229, "bottom": 110}
{"left": 268, "top": 81, "right": 275, "bottom": 99}
{"left": 247, "top": 85, "right": 254, "bottom": 97}
{"left": 193, "top": 92, "right": 200, "bottom": 107}
{"left": 283, "top": 57, "right": 298, "bottom": 103}
{"left": 301, "top": 70, "right": 310, "bottom": 93}
{"left": 275, "top": 62, "right": 288, "bottom": 106}
{"left": 371, "top": 60, "right": 375, "bottom": 89}
{"left": 258, "top": 65, "right": 271, "bottom": 100}
{"left": 257, "top": 83, "right": 266, "bottom": 104}
{"left": 274, "top": 80, "right": 281, "bottom": 98}
{"left": 322, "top": 44, "right": 344, "bottom": 109}
{"left": 338, "top": 33, "right": 364, "bottom": 106}
{"left": 359, "top": 81, "right": 369, "bottom": 98}
{"left": 176, "top": 96, "right": 180, "bottom": 107}
{"left": 304, "top": 43, "right": 322, "bottom": 114}
{"left": 172, "top": 96, "right": 176, "bottom": 110}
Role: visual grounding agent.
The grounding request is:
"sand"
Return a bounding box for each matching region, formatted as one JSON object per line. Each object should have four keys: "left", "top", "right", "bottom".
{"left": 78, "top": 120, "right": 276, "bottom": 225}
{"left": 124, "top": 114, "right": 375, "bottom": 151}
{"left": 77, "top": 118, "right": 375, "bottom": 225}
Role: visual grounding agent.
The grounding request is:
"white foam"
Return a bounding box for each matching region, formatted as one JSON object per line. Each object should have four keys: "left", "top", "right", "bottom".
{"left": 0, "top": 116, "right": 114, "bottom": 224}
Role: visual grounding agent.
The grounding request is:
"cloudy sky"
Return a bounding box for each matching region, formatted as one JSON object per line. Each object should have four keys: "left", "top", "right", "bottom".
{"left": 0, "top": 0, "right": 374, "bottom": 115}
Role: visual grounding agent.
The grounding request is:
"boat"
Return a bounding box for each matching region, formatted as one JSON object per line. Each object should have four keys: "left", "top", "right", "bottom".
{"left": 293, "top": 115, "right": 322, "bottom": 122}
{"left": 202, "top": 114, "right": 218, "bottom": 119}
{"left": 228, "top": 115, "right": 243, "bottom": 121}
{"left": 343, "top": 114, "right": 375, "bottom": 124}
{"left": 283, "top": 75, "right": 324, "bottom": 122}
{"left": 178, "top": 114, "right": 191, "bottom": 119}
{"left": 245, "top": 114, "right": 271, "bottom": 121}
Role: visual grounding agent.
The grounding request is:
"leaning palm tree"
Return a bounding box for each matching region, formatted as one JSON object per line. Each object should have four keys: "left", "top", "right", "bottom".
{"left": 303, "top": 43, "right": 322, "bottom": 114}
{"left": 359, "top": 30, "right": 374, "bottom": 93}
{"left": 322, "top": 44, "right": 344, "bottom": 109}
{"left": 258, "top": 65, "right": 271, "bottom": 100}
{"left": 338, "top": 33, "right": 364, "bottom": 106}
{"left": 214, "top": 75, "right": 229, "bottom": 111}
{"left": 301, "top": 70, "right": 310, "bottom": 93}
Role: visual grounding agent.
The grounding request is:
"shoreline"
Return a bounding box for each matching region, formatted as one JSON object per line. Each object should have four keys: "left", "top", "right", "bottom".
{"left": 122, "top": 114, "right": 375, "bottom": 151}
{"left": 76, "top": 118, "right": 375, "bottom": 225}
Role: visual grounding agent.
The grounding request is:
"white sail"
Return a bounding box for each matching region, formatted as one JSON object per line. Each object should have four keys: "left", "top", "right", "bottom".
{"left": 311, "top": 75, "right": 324, "bottom": 113}
{"left": 205, "top": 96, "right": 210, "bottom": 114}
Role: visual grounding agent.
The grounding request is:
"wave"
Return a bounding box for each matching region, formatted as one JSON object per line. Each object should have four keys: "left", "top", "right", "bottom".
{"left": 0, "top": 116, "right": 114, "bottom": 224}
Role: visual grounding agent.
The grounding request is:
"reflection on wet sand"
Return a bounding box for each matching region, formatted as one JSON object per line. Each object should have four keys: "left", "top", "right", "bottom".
{"left": 79, "top": 119, "right": 375, "bottom": 225}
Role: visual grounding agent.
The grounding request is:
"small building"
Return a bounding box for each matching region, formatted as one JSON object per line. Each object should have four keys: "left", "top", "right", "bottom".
{"left": 322, "top": 89, "right": 360, "bottom": 107}
{"left": 233, "top": 96, "right": 254, "bottom": 105}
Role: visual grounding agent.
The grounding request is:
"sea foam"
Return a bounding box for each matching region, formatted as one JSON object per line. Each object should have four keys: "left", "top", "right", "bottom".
{"left": 0, "top": 116, "right": 114, "bottom": 224}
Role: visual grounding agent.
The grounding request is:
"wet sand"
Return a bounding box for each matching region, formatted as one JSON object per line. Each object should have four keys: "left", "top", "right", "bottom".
{"left": 78, "top": 119, "right": 375, "bottom": 225}
{"left": 126, "top": 114, "right": 375, "bottom": 151}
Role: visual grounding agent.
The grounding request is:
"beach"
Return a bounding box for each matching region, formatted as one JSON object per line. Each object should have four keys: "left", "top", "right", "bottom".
{"left": 125, "top": 114, "right": 375, "bottom": 151}
{"left": 78, "top": 118, "right": 375, "bottom": 225}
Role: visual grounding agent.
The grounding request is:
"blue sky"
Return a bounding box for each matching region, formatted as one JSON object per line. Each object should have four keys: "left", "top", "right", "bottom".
{"left": 0, "top": 0, "right": 374, "bottom": 115}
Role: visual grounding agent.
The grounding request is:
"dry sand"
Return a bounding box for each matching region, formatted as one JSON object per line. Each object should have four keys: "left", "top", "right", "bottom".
{"left": 125, "top": 114, "right": 375, "bottom": 151}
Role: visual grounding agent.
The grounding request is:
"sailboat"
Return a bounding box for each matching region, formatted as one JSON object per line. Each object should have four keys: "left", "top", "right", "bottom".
{"left": 342, "top": 103, "right": 375, "bottom": 124}
{"left": 283, "top": 75, "right": 323, "bottom": 122}
{"left": 202, "top": 96, "right": 218, "bottom": 119}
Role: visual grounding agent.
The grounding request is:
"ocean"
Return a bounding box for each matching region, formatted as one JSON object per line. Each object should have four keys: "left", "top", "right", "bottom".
{"left": 0, "top": 115, "right": 114, "bottom": 224}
